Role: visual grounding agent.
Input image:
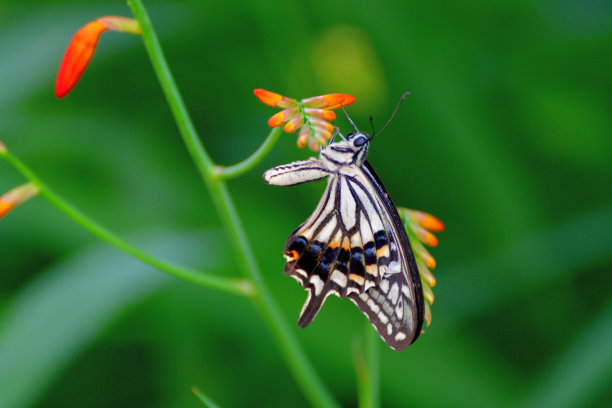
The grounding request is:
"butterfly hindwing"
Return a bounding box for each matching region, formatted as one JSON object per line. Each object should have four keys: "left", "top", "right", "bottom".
{"left": 265, "top": 131, "right": 424, "bottom": 351}
{"left": 282, "top": 165, "right": 423, "bottom": 350}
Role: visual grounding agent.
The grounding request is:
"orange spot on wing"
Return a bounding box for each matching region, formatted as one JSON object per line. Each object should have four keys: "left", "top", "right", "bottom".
{"left": 342, "top": 237, "right": 350, "bottom": 251}
{"left": 284, "top": 250, "right": 299, "bottom": 261}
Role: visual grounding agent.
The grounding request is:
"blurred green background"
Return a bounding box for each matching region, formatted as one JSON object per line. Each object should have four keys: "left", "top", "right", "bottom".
{"left": 1, "top": 0, "right": 611, "bottom": 407}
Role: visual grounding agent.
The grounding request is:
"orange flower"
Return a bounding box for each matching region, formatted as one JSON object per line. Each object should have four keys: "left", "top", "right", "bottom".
{"left": 55, "top": 16, "right": 141, "bottom": 98}
{"left": 0, "top": 182, "right": 39, "bottom": 220}
{"left": 400, "top": 207, "right": 444, "bottom": 327}
{"left": 254, "top": 89, "right": 356, "bottom": 151}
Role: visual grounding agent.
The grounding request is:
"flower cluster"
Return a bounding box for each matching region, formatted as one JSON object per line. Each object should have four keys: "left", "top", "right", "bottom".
{"left": 0, "top": 182, "right": 39, "bottom": 220}
{"left": 55, "top": 16, "right": 141, "bottom": 98}
{"left": 400, "top": 208, "right": 445, "bottom": 328}
{"left": 254, "top": 89, "right": 355, "bottom": 151}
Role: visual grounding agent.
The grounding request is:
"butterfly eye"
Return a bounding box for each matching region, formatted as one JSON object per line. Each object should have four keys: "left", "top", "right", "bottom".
{"left": 353, "top": 136, "right": 367, "bottom": 147}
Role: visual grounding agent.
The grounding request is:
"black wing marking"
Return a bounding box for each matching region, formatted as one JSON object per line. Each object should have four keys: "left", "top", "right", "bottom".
{"left": 282, "top": 162, "right": 424, "bottom": 350}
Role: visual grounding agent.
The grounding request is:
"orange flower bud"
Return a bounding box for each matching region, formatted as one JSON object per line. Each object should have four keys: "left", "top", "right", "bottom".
{"left": 304, "top": 108, "right": 336, "bottom": 121}
{"left": 297, "top": 126, "right": 310, "bottom": 148}
{"left": 0, "top": 182, "right": 39, "bottom": 219}
{"left": 0, "top": 140, "right": 6, "bottom": 154}
{"left": 254, "top": 89, "right": 355, "bottom": 151}
{"left": 309, "top": 118, "right": 334, "bottom": 133}
{"left": 315, "top": 127, "right": 333, "bottom": 141}
{"left": 424, "top": 302, "right": 432, "bottom": 327}
{"left": 410, "top": 222, "right": 439, "bottom": 247}
{"left": 404, "top": 209, "right": 445, "bottom": 232}
{"left": 302, "top": 93, "right": 355, "bottom": 109}
{"left": 283, "top": 113, "right": 305, "bottom": 133}
{"left": 253, "top": 89, "right": 296, "bottom": 108}
{"left": 416, "top": 258, "right": 436, "bottom": 288}
{"left": 268, "top": 107, "right": 298, "bottom": 127}
{"left": 423, "top": 282, "right": 435, "bottom": 305}
{"left": 55, "top": 16, "right": 141, "bottom": 98}
{"left": 411, "top": 239, "right": 436, "bottom": 269}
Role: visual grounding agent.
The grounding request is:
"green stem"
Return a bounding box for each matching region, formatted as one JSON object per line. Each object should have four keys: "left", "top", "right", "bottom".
{"left": 127, "top": 2, "right": 339, "bottom": 407}
{"left": 214, "top": 127, "right": 283, "bottom": 180}
{"left": 354, "top": 322, "right": 380, "bottom": 408}
{"left": 127, "top": 2, "right": 214, "bottom": 181}
{"left": 0, "top": 150, "right": 252, "bottom": 296}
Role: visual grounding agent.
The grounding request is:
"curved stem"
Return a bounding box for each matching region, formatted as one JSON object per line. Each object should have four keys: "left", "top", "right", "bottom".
{"left": 127, "top": 1, "right": 214, "bottom": 181}
{"left": 214, "top": 127, "right": 283, "bottom": 180}
{"left": 128, "top": 1, "right": 339, "bottom": 407}
{"left": 0, "top": 150, "right": 253, "bottom": 297}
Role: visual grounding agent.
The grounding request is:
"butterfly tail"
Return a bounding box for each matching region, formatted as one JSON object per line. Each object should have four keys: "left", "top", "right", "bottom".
{"left": 297, "top": 291, "right": 327, "bottom": 328}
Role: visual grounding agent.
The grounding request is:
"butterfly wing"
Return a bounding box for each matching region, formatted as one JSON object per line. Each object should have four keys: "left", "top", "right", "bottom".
{"left": 283, "top": 161, "right": 424, "bottom": 351}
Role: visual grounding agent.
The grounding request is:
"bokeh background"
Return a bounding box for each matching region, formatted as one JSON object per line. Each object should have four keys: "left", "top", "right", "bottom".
{"left": 1, "top": 1, "right": 611, "bottom": 407}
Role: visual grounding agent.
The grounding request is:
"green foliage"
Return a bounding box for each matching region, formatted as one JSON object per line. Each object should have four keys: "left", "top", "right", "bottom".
{"left": 1, "top": 0, "right": 611, "bottom": 407}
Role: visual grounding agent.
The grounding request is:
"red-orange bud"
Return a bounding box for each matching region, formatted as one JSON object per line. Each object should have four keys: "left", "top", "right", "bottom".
{"left": 55, "top": 16, "right": 141, "bottom": 98}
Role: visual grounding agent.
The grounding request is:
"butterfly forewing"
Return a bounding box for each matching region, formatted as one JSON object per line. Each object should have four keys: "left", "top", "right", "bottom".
{"left": 281, "top": 162, "right": 423, "bottom": 350}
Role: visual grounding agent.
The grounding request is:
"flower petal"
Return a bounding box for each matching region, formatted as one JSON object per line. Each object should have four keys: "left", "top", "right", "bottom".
{"left": 254, "top": 89, "right": 297, "bottom": 108}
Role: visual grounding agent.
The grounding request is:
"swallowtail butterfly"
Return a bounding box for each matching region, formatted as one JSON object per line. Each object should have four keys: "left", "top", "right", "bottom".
{"left": 263, "top": 96, "right": 423, "bottom": 351}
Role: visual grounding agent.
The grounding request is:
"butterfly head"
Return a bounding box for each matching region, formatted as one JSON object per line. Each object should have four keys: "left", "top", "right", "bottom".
{"left": 320, "top": 131, "right": 370, "bottom": 167}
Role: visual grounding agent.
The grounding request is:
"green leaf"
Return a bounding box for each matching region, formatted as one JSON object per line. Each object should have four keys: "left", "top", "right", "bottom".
{"left": 518, "top": 301, "right": 612, "bottom": 408}
{"left": 0, "top": 230, "right": 230, "bottom": 408}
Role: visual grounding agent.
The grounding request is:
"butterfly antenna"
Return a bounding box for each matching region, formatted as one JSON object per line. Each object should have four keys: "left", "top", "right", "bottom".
{"left": 341, "top": 103, "right": 360, "bottom": 133}
{"left": 372, "top": 91, "right": 411, "bottom": 139}
{"left": 369, "top": 116, "right": 376, "bottom": 139}
{"left": 332, "top": 126, "right": 345, "bottom": 142}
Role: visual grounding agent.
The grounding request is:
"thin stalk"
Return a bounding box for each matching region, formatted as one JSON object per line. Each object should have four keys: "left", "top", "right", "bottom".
{"left": 354, "top": 322, "right": 380, "bottom": 408}
{"left": 191, "top": 386, "right": 221, "bottom": 408}
{"left": 214, "top": 127, "right": 283, "bottom": 180}
{"left": 0, "top": 150, "right": 252, "bottom": 296}
{"left": 127, "top": 1, "right": 339, "bottom": 407}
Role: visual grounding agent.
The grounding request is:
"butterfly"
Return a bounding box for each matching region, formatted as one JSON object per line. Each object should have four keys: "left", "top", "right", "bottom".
{"left": 263, "top": 94, "right": 424, "bottom": 351}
